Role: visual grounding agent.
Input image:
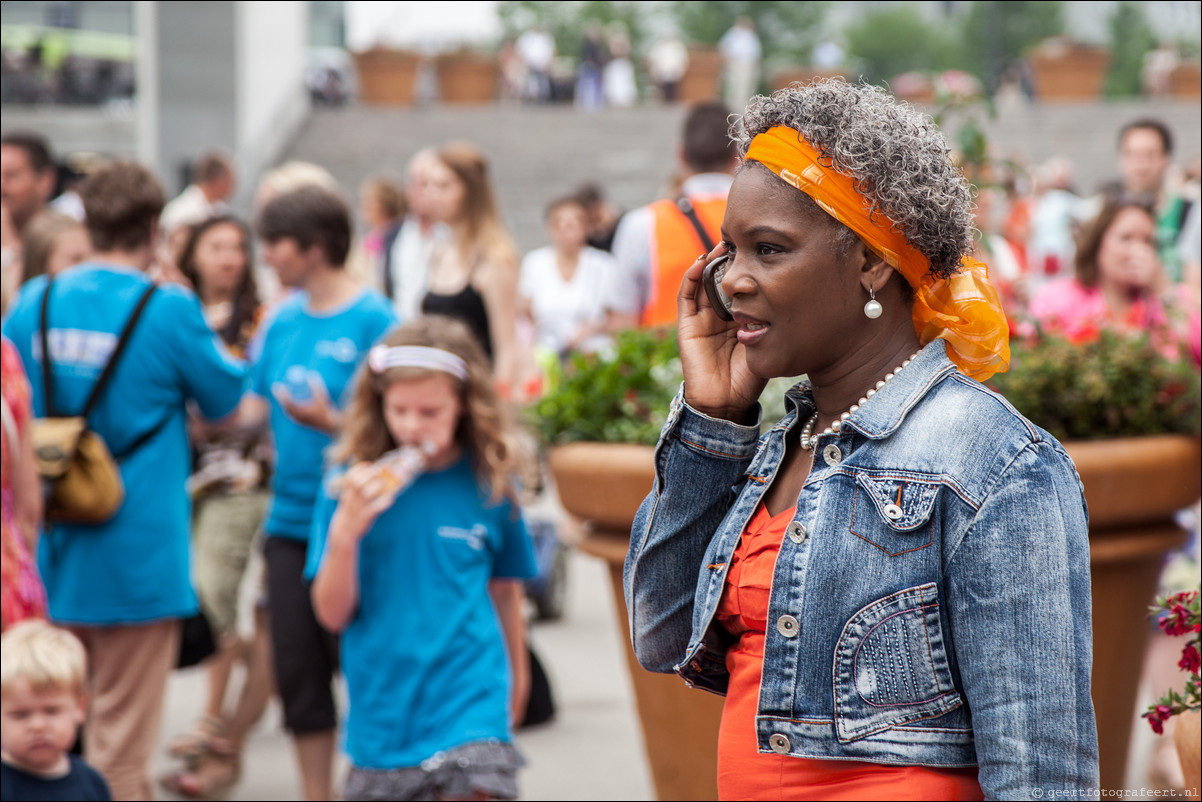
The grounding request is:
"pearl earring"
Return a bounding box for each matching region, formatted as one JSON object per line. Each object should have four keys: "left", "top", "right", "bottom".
{"left": 864, "top": 286, "right": 883, "bottom": 319}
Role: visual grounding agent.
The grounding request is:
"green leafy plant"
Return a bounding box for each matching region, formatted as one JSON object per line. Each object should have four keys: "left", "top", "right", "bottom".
{"left": 1143, "top": 587, "right": 1201, "bottom": 734}
{"left": 669, "top": 0, "right": 828, "bottom": 70}
{"left": 842, "top": 4, "right": 962, "bottom": 87}
{"left": 496, "top": 1, "right": 652, "bottom": 62}
{"left": 529, "top": 328, "right": 683, "bottom": 446}
{"left": 987, "top": 326, "right": 1201, "bottom": 441}
{"left": 960, "top": 0, "right": 1065, "bottom": 90}
{"left": 529, "top": 327, "right": 799, "bottom": 446}
{"left": 1104, "top": 1, "right": 1158, "bottom": 97}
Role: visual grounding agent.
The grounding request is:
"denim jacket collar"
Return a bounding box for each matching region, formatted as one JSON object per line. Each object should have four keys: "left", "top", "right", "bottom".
{"left": 782, "top": 338, "right": 960, "bottom": 440}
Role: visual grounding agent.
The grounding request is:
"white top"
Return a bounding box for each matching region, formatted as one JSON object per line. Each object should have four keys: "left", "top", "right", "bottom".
{"left": 160, "top": 184, "right": 226, "bottom": 235}
{"left": 519, "top": 245, "right": 615, "bottom": 356}
{"left": 387, "top": 217, "right": 447, "bottom": 321}
{"left": 516, "top": 29, "right": 555, "bottom": 71}
{"left": 719, "top": 26, "right": 761, "bottom": 64}
{"left": 648, "top": 37, "right": 689, "bottom": 82}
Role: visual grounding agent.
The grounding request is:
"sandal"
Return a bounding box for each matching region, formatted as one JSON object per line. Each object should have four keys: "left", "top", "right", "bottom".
{"left": 164, "top": 716, "right": 224, "bottom": 760}
{"left": 159, "top": 749, "right": 241, "bottom": 800}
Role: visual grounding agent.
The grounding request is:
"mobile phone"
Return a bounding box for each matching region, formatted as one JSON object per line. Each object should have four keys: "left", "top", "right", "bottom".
{"left": 701, "top": 253, "right": 734, "bottom": 321}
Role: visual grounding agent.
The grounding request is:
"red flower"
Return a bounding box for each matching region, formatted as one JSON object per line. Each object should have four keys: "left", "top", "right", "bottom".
{"left": 1065, "top": 320, "right": 1101, "bottom": 345}
{"left": 1179, "top": 643, "right": 1201, "bottom": 674}
{"left": 1158, "top": 594, "right": 1199, "bottom": 637}
{"left": 1144, "top": 704, "right": 1174, "bottom": 734}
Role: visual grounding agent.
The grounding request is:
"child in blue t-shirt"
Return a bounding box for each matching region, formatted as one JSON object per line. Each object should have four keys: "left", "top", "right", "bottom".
{"left": 310, "top": 316, "right": 536, "bottom": 801}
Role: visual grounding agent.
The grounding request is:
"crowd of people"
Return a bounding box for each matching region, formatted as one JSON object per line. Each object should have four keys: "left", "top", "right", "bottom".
{"left": 976, "top": 117, "right": 1200, "bottom": 362}
{"left": 0, "top": 77, "right": 1199, "bottom": 802}
{"left": 498, "top": 19, "right": 762, "bottom": 112}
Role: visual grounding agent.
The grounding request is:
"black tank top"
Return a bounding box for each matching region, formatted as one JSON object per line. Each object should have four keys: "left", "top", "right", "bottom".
{"left": 421, "top": 282, "right": 493, "bottom": 362}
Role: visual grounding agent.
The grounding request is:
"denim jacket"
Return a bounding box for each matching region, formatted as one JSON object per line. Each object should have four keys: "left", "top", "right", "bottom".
{"left": 623, "top": 340, "right": 1099, "bottom": 800}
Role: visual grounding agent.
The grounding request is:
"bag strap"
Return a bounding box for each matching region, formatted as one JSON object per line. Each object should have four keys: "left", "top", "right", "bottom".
{"left": 675, "top": 195, "right": 716, "bottom": 254}
{"left": 111, "top": 411, "right": 173, "bottom": 461}
{"left": 79, "top": 282, "right": 159, "bottom": 420}
{"left": 40, "top": 277, "right": 159, "bottom": 421}
{"left": 39, "top": 276, "right": 58, "bottom": 417}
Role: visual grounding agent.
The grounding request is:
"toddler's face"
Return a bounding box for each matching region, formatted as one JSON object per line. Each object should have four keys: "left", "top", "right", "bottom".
{"left": 382, "top": 373, "right": 463, "bottom": 469}
{"left": 0, "top": 679, "right": 86, "bottom": 774}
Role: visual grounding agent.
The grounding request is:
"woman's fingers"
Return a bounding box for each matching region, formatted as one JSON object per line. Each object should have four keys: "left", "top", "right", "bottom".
{"left": 677, "top": 252, "right": 712, "bottom": 318}
{"left": 677, "top": 243, "right": 728, "bottom": 319}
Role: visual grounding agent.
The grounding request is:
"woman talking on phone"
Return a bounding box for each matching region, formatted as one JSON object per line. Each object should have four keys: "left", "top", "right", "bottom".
{"left": 623, "top": 79, "right": 1098, "bottom": 801}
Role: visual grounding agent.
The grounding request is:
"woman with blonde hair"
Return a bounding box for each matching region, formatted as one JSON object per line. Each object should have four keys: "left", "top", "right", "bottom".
{"left": 310, "top": 315, "right": 534, "bottom": 800}
{"left": 19, "top": 211, "right": 92, "bottom": 283}
{"left": 421, "top": 142, "right": 523, "bottom": 397}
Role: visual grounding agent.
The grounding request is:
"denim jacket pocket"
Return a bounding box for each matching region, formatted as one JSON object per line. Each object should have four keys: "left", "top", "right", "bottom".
{"left": 833, "top": 583, "right": 963, "bottom": 742}
{"left": 850, "top": 472, "right": 940, "bottom": 556}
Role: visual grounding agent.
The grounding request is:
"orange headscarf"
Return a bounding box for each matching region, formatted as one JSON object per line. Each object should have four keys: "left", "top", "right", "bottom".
{"left": 745, "top": 126, "right": 1009, "bottom": 381}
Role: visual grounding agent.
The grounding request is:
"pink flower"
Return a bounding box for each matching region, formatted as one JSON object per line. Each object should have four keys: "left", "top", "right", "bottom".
{"left": 1179, "top": 644, "right": 1201, "bottom": 674}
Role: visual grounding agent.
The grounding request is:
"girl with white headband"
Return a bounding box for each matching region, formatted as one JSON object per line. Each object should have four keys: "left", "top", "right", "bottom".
{"left": 309, "top": 315, "right": 536, "bottom": 801}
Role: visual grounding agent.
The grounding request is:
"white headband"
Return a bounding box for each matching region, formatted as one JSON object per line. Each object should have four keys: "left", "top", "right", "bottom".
{"left": 368, "top": 345, "right": 469, "bottom": 380}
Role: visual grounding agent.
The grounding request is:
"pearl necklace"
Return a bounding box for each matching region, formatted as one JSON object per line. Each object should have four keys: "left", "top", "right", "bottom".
{"left": 800, "top": 352, "right": 920, "bottom": 451}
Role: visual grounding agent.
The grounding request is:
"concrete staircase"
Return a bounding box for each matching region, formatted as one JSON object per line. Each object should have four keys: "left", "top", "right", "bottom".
{"left": 284, "top": 98, "right": 1201, "bottom": 254}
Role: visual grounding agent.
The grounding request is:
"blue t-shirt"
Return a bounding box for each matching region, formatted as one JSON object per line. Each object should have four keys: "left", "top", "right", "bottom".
{"left": 1, "top": 754, "right": 112, "bottom": 801}
{"left": 1, "top": 264, "right": 246, "bottom": 625}
{"left": 250, "top": 289, "right": 395, "bottom": 540}
{"left": 308, "top": 457, "right": 537, "bottom": 769}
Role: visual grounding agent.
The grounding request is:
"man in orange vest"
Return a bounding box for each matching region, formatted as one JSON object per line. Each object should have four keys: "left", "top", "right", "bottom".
{"left": 603, "top": 101, "right": 737, "bottom": 329}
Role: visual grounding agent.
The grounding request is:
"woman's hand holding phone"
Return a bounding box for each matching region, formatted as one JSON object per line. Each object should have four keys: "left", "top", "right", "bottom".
{"left": 676, "top": 244, "right": 767, "bottom": 424}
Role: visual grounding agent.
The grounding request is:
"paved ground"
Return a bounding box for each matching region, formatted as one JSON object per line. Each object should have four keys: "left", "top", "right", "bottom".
{"left": 152, "top": 538, "right": 654, "bottom": 801}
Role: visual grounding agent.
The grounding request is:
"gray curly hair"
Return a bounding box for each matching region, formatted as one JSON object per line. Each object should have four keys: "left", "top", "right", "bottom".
{"left": 734, "top": 79, "right": 974, "bottom": 279}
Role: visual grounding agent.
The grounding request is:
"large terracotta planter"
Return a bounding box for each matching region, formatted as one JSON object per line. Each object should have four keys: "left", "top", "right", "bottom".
{"left": 679, "top": 48, "right": 723, "bottom": 103}
{"left": 1065, "top": 435, "right": 1200, "bottom": 792}
{"left": 551, "top": 434, "right": 1201, "bottom": 796}
{"left": 352, "top": 48, "right": 421, "bottom": 106}
{"left": 435, "top": 54, "right": 498, "bottom": 105}
{"left": 1176, "top": 709, "right": 1201, "bottom": 796}
{"left": 1029, "top": 39, "right": 1111, "bottom": 100}
{"left": 771, "top": 67, "right": 842, "bottom": 92}
{"left": 1169, "top": 62, "right": 1201, "bottom": 99}
{"left": 549, "top": 442, "right": 723, "bottom": 801}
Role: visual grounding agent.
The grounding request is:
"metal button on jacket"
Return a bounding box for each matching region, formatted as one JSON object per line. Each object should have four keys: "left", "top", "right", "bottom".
{"left": 769, "top": 733, "right": 791, "bottom": 754}
{"left": 823, "top": 444, "right": 842, "bottom": 466}
{"left": 883, "top": 503, "right": 904, "bottom": 520}
{"left": 777, "top": 615, "right": 800, "bottom": 637}
{"left": 786, "top": 520, "right": 807, "bottom": 544}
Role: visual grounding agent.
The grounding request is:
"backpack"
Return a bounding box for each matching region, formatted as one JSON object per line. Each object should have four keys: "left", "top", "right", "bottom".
{"left": 31, "top": 278, "right": 165, "bottom": 525}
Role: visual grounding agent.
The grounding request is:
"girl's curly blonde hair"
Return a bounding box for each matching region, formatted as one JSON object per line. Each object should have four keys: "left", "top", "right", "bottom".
{"left": 332, "top": 315, "right": 530, "bottom": 506}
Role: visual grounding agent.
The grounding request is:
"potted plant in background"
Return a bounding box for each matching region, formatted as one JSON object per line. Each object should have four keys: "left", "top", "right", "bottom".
{"left": 989, "top": 325, "right": 1201, "bottom": 791}
{"left": 1028, "top": 35, "right": 1112, "bottom": 100}
{"left": 1142, "top": 586, "right": 1201, "bottom": 795}
{"left": 530, "top": 329, "right": 718, "bottom": 801}
{"left": 434, "top": 46, "right": 500, "bottom": 104}
{"left": 528, "top": 327, "right": 793, "bottom": 801}
{"left": 351, "top": 46, "right": 423, "bottom": 106}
